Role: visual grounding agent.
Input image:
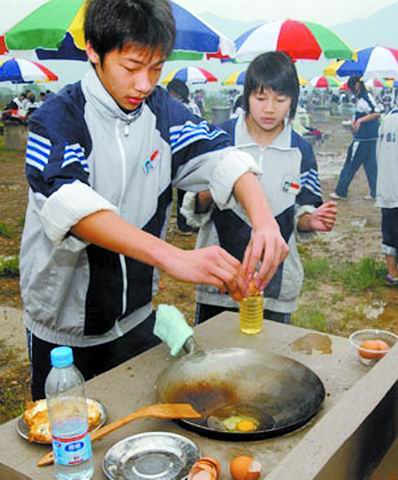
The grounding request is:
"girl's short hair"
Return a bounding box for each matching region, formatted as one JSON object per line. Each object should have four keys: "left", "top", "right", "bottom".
{"left": 347, "top": 75, "right": 366, "bottom": 95}
{"left": 243, "top": 51, "right": 300, "bottom": 119}
{"left": 84, "top": 0, "right": 176, "bottom": 62}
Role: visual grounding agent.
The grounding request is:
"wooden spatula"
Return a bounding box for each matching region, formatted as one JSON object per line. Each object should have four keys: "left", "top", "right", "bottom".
{"left": 37, "top": 402, "right": 201, "bottom": 467}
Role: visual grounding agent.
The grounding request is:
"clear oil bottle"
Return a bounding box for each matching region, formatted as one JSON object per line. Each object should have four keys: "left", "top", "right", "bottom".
{"left": 239, "top": 289, "right": 264, "bottom": 335}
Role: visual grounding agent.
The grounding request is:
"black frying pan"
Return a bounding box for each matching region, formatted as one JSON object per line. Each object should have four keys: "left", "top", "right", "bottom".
{"left": 156, "top": 348, "right": 325, "bottom": 441}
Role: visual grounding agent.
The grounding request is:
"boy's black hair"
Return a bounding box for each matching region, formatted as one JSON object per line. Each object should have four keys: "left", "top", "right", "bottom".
{"left": 84, "top": 0, "right": 176, "bottom": 62}
{"left": 243, "top": 51, "right": 300, "bottom": 119}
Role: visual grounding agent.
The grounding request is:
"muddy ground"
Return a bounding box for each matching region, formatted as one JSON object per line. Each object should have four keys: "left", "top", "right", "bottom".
{"left": 0, "top": 109, "right": 397, "bottom": 424}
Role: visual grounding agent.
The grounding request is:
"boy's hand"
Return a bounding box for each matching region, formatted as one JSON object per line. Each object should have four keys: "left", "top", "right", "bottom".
{"left": 308, "top": 201, "right": 337, "bottom": 231}
{"left": 163, "top": 246, "right": 248, "bottom": 301}
{"left": 242, "top": 221, "right": 289, "bottom": 292}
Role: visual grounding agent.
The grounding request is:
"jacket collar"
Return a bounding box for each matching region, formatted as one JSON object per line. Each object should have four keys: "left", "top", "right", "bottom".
{"left": 82, "top": 67, "right": 143, "bottom": 123}
{"left": 235, "top": 112, "right": 293, "bottom": 150}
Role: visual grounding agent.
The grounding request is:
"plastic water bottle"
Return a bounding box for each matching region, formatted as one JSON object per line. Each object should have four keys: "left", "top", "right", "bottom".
{"left": 45, "top": 347, "right": 94, "bottom": 479}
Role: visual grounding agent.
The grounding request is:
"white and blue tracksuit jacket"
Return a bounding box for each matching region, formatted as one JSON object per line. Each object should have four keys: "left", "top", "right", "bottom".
{"left": 182, "top": 114, "right": 323, "bottom": 313}
{"left": 19, "top": 68, "right": 260, "bottom": 347}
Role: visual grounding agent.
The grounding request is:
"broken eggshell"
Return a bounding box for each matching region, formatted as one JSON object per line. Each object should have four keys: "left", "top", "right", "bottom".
{"left": 188, "top": 457, "right": 221, "bottom": 480}
{"left": 230, "top": 455, "right": 262, "bottom": 480}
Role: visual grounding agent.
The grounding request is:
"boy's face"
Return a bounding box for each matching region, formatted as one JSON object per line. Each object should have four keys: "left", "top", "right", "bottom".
{"left": 86, "top": 42, "right": 167, "bottom": 111}
{"left": 248, "top": 88, "right": 292, "bottom": 134}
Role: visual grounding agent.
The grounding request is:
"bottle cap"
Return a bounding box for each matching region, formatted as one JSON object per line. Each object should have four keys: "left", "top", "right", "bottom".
{"left": 50, "top": 346, "right": 73, "bottom": 368}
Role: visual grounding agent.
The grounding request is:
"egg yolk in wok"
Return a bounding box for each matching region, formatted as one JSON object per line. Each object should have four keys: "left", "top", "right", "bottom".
{"left": 222, "top": 415, "right": 259, "bottom": 432}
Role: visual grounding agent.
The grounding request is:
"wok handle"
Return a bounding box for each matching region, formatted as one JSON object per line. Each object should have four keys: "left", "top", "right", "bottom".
{"left": 183, "top": 337, "right": 200, "bottom": 355}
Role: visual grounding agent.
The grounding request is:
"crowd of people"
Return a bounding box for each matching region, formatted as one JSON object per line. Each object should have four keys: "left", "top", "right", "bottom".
{"left": 9, "top": 0, "right": 397, "bottom": 400}
{"left": 2, "top": 89, "right": 54, "bottom": 124}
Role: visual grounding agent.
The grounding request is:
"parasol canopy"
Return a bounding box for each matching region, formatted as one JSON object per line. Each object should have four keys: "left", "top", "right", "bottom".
{"left": 1, "top": 0, "right": 235, "bottom": 62}
{"left": 323, "top": 59, "right": 346, "bottom": 77}
{"left": 162, "top": 67, "right": 217, "bottom": 85}
{"left": 310, "top": 75, "right": 341, "bottom": 89}
{"left": 0, "top": 57, "right": 58, "bottom": 83}
{"left": 235, "top": 19, "right": 354, "bottom": 63}
{"left": 365, "top": 78, "right": 386, "bottom": 89}
{"left": 223, "top": 71, "right": 308, "bottom": 87}
{"left": 222, "top": 70, "right": 246, "bottom": 86}
{"left": 335, "top": 47, "right": 398, "bottom": 79}
{"left": 298, "top": 75, "right": 309, "bottom": 86}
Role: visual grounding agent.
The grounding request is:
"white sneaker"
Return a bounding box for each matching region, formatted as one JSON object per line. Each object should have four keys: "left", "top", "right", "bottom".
{"left": 330, "top": 192, "right": 346, "bottom": 200}
{"left": 363, "top": 195, "right": 375, "bottom": 200}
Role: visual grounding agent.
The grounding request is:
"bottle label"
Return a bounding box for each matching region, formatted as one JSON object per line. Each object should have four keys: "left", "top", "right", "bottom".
{"left": 52, "top": 430, "right": 92, "bottom": 466}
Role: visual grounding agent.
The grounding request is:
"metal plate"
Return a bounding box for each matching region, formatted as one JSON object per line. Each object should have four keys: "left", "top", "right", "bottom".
{"left": 16, "top": 398, "right": 107, "bottom": 444}
{"left": 156, "top": 349, "right": 326, "bottom": 440}
{"left": 102, "top": 432, "right": 200, "bottom": 480}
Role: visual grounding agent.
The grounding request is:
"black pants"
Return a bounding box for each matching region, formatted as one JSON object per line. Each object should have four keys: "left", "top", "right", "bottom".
{"left": 195, "top": 303, "right": 291, "bottom": 325}
{"left": 382, "top": 208, "right": 398, "bottom": 253}
{"left": 27, "top": 312, "right": 160, "bottom": 400}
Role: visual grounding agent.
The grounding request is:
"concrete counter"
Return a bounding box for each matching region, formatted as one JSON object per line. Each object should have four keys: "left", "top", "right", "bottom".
{"left": 0, "top": 313, "right": 391, "bottom": 479}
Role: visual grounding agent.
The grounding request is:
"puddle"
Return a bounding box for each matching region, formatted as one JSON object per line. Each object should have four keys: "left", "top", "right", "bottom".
{"left": 291, "top": 333, "right": 332, "bottom": 355}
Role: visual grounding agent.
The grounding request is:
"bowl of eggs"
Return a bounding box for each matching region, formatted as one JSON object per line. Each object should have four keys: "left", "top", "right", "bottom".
{"left": 349, "top": 329, "right": 398, "bottom": 366}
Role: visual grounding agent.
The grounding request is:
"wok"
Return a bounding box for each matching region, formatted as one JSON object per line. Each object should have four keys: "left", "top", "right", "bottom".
{"left": 156, "top": 346, "right": 325, "bottom": 441}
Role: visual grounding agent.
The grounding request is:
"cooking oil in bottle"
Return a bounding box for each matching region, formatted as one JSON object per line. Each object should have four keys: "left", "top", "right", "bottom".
{"left": 239, "top": 291, "right": 264, "bottom": 335}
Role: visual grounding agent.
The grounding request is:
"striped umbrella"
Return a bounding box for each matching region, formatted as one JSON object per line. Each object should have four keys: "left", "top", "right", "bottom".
{"left": 1, "top": 0, "right": 235, "bottom": 61}
{"left": 298, "top": 75, "right": 309, "bottom": 86}
{"left": 223, "top": 70, "right": 308, "bottom": 87}
{"left": 385, "top": 78, "right": 398, "bottom": 88}
{"left": 310, "top": 75, "right": 341, "bottom": 89}
{"left": 223, "top": 70, "right": 246, "bottom": 86}
{"left": 235, "top": 19, "right": 354, "bottom": 62}
{"left": 0, "top": 57, "right": 58, "bottom": 83}
{"left": 365, "top": 78, "right": 386, "bottom": 89}
{"left": 336, "top": 47, "right": 398, "bottom": 79}
{"left": 323, "top": 59, "right": 346, "bottom": 77}
{"left": 162, "top": 67, "right": 217, "bottom": 85}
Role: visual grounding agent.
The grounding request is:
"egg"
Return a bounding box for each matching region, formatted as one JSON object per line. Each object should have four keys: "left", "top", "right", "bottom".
{"left": 236, "top": 419, "right": 257, "bottom": 432}
{"left": 230, "top": 455, "right": 262, "bottom": 480}
{"left": 359, "top": 339, "right": 390, "bottom": 359}
{"left": 188, "top": 457, "right": 221, "bottom": 480}
{"left": 222, "top": 415, "right": 259, "bottom": 433}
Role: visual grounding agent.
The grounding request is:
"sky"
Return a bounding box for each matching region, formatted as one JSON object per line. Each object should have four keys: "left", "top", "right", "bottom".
{"left": 176, "top": 0, "right": 396, "bottom": 26}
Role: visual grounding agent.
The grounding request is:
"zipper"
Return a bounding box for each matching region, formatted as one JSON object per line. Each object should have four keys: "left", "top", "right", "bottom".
{"left": 124, "top": 113, "right": 134, "bottom": 137}
{"left": 115, "top": 119, "right": 128, "bottom": 323}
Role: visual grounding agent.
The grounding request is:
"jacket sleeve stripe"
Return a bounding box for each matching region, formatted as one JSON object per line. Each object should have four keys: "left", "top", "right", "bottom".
{"left": 300, "top": 168, "right": 322, "bottom": 196}
{"left": 28, "top": 131, "right": 51, "bottom": 148}
{"left": 61, "top": 144, "right": 89, "bottom": 173}
{"left": 26, "top": 155, "right": 46, "bottom": 171}
{"left": 26, "top": 146, "right": 49, "bottom": 164}
{"left": 170, "top": 128, "right": 225, "bottom": 155}
{"left": 25, "top": 132, "right": 51, "bottom": 171}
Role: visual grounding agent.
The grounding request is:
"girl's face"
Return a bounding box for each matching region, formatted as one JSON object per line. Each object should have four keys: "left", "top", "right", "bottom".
{"left": 248, "top": 88, "right": 292, "bottom": 134}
